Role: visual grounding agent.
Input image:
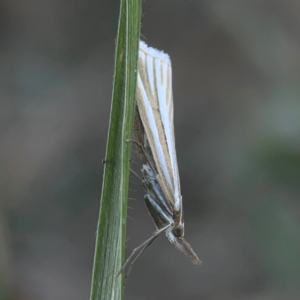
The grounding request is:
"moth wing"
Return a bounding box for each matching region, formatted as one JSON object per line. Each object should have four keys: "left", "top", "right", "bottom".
{"left": 137, "top": 41, "right": 182, "bottom": 211}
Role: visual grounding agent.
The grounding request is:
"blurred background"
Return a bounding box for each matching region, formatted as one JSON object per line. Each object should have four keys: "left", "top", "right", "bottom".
{"left": 1, "top": 0, "right": 300, "bottom": 299}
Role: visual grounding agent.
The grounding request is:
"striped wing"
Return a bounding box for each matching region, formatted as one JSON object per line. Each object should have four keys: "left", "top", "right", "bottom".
{"left": 136, "top": 41, "right": 181, "bottom": 212}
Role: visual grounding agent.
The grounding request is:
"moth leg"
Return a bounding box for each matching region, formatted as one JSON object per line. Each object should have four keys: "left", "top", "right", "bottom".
{"left": 116, "top": 224, "right": 171, "bottom": 283}
{"left": 126, "top": 139, "right": 157, "bottom": 175}
{"left": 129, "top": 167, "right": 142, "bottom": 180}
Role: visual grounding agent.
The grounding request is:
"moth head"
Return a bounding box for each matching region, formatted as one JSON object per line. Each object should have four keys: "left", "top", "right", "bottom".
{"left": 172, "top": 224, "right": 184, "bottom": 237}
{"left": 166, "top": 228, "right": 202, "bottom": 266}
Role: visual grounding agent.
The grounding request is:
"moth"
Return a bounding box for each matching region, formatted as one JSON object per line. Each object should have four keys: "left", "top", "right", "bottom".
{"left": 122, "top": 41, "right": 201, "bottom": 276}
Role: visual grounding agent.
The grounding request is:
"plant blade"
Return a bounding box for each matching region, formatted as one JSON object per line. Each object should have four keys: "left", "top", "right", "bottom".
{"left": 89, "top": 1, "right": 141, "bottom": 299}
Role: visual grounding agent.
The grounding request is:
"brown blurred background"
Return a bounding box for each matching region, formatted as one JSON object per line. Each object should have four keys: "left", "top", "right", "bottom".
{"left": 1, "top": 0, "right": 300, "bottom": 299}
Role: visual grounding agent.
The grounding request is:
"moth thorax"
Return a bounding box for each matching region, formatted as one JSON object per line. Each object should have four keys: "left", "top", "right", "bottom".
{"left": 172, "top": 224, "right": 184, "bottom": 237}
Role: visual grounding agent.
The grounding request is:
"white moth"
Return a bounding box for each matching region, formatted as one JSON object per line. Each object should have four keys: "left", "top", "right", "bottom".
{"left": 122, "top": 41, "right": 201, "bottom": 278}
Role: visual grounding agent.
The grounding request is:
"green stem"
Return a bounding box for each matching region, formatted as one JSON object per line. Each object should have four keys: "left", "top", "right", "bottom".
{"left": 89, "top": 1, "right": 141, "bottom": 299}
